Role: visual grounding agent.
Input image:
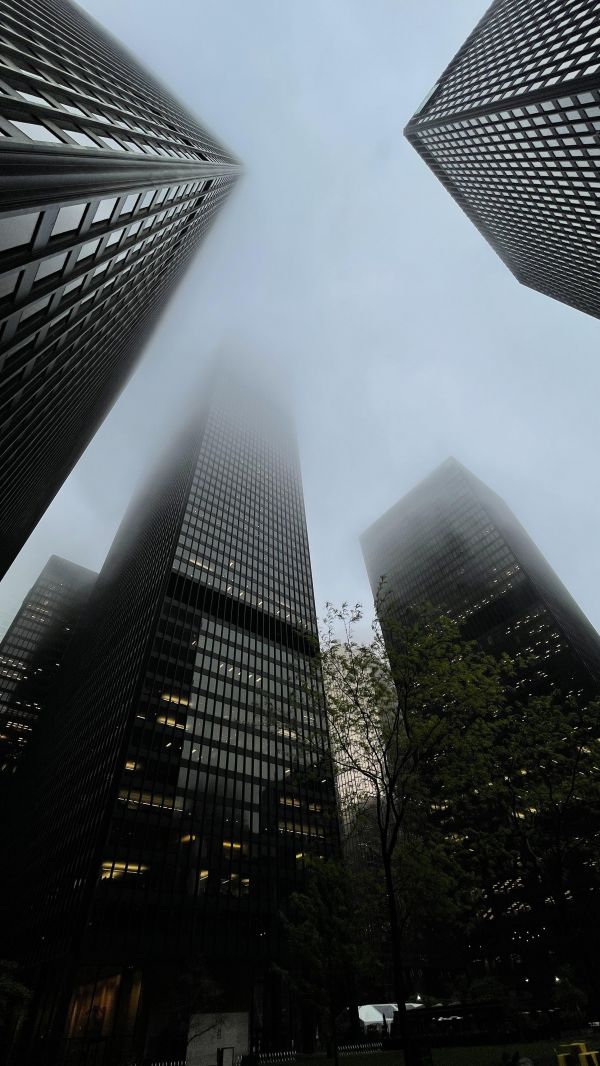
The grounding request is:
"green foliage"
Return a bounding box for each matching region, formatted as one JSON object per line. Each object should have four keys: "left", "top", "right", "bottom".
{"left": 320, "top": 601, "right": 507, "bottom": 1000}
{"left": 318, "top": 594, "right": 600, "bottom": 1013}
{"left": 281, "top": 858, "right": 367, "bottom": 1057}
{"left": 0, "top": 959, "right": 31, "bottom": 1059}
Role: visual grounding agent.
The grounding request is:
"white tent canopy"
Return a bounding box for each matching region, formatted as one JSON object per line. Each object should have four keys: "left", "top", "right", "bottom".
{"left": 358, "top": 1005, "right": 390, "bottom": 1026}
{"left": 358, "top": 1003, "right": 423, "bottom": 1029}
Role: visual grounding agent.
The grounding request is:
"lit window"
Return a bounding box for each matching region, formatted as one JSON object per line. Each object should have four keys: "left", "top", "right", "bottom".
{"left": 100, "top": 860, "right": 148, "bottom": 880}
{"left": 160, "top": 693, "right": 189, "bottom": 706}
{"left": 156, "top": 715, "right": 186, "bottom": 729}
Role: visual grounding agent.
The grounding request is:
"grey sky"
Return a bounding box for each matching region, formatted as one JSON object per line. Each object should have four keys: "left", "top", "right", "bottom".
{"left": 1, "top": 0, "right": 600, "bottom": 639}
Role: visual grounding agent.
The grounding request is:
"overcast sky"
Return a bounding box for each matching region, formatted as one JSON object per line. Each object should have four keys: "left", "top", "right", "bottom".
{"left": 1, "top": 0, "right": 600, "bottom": 638}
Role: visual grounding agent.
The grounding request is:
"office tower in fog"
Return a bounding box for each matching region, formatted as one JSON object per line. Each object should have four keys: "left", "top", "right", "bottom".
{"left": 0, "top": 555, "right": 96, "bottom": 774}
{"left": 362, "top": 457, "right": 600, "bottom": 699}
{"left": 10, "top": 368, "right": 337, "bottom": 1064}
{"left": 406, "top": 1, "right": 600, "bottom": 321}
{"left": 0, "top": 0, "right": 238, "bottom": 577}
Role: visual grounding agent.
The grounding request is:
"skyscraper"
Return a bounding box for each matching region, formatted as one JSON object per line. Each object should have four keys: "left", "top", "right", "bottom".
{"left": 9, "top": 369, "right": 337, "bottom": 1065}
{"left": 361, "top": 457, "right": 600, "bottom": 699}
{"left": 0, "top": 554, "right": 96, "bottom": 775}
{"left": 405, "top": 0, "right": 600, "bottom": 321}
{"left": 0, "top": 0, "right": 239, "bottom": 578}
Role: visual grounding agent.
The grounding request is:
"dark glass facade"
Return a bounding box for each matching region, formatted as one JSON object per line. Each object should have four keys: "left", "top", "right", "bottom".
{"left": 0, "top": 554, "right": 96, "bottom": 776}
{"left": 0, "top": 0, "right": 239, "bottom": 578}
{"left": 361, "top": 457, "right": 600, "bottom": 700}
{"left": 405, "top": 0, "right": 600, "bottom": 321}
{"left": 9, "top": 372, "right": 337, "bottom": 1065}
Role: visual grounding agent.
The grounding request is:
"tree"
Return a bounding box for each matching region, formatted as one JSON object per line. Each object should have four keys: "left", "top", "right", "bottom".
{"left": 317, "top": 591, "right": 600, "bottom": 1056}
{"left": 319, "top": 600, "right": 506, "bottom": 1065}
{"left": 157, "top": 955, "right": 223, "bottom": 1059}
{"left": 0, "top": 960, "right": 31, "bottom": 1065}
{"left": 280, "top": 858, "right": 369, "bottom": 1066}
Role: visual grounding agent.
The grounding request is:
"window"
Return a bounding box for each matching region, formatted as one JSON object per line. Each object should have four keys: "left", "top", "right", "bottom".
{"left": 0, "top": 269, "right": 19, "bottom": 300}
{"left": 17, "top": 90, "right": 48, "bottom": 106}
{"left": 0, "top": 211, "right": 39, "bottom": 252}
{"left": 11, "top": 120, "right": 62, "bottom": 144}
{"left": 120, "top": 193, "right": 139, "bottom": 215}
{"left": 35, "top": 252, "right": 68, "bottom": 282}
{"left": 93, "top": 197, "right": 117, "bottom": 224}
{"left": 20, "top": 294, "right": 51, "bottom": 322}
{"left": 65, "top": 129, "right": 98, "bottom": 148}
{"left": 62, "top": 277, "right": 83, "bottom": 296}
{"left": 97, "top": 135, "right": 122, "bottom": 151}
{"left": 51, "top": 203, "right": 86, "bottom": 237}
{"left": 77, "top": 238, "right": 100, "bottom": 261}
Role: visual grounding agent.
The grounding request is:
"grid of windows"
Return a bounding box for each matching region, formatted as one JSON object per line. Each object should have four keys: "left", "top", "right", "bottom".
{"left": 0, "top": 555, "right": 96, "bottom": 773}
{"left": 174, "top": 395, "right": 317, "bottom": 629}
{"left": 0, "top": 0, "right": 239, "bottom": 577}
{"left": 361, "top": 458, "right": 600, "bottom": 700}
{"left": 8, "top": 374, "right": 338, "bottom": 1064}
{"left": 405, "top": 0, "right": 600, "bottom": 321}
{"left": 0, "top": 0, "right": 232, "bottom": 161}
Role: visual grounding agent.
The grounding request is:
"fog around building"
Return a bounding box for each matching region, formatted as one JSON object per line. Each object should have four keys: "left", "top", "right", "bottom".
{"left": 1, "top": 0, "right": 599, "bottom": 640}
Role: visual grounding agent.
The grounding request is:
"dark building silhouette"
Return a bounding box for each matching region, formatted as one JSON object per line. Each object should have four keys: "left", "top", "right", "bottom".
{"left": 0, "top": 554, "right": 96, "bottom": 775}
{"left": 9, "top": 369, "right": 337, "bottom": 1065}
{"left": 0, "top": 0, "right": 239, "bottom": 578}
{"left": 405, "top": 0, "right": 600, "bottom": 321}
{"left": 361, "top": 457, "right": 600, "bottom": 699}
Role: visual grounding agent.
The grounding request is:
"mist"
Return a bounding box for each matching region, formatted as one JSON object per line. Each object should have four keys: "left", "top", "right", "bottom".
{"left": 1, "top": 0, "right": 599, "bottom": 640}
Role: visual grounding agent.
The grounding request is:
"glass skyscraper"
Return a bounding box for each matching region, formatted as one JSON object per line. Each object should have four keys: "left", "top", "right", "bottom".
{"left": 8, "top": 369, "right": 337, "bottom": 1065}
{"left": 0, "top": 554, "right": 96, "bottom": 776}
{"left": 0, "top": 0, "right": 239, "bottom": 578}
{"left": 405, "top": 0, "right": 600, "bottom": 321}
{"left": 361, "top": 457, "right": 600, "bottom": 699}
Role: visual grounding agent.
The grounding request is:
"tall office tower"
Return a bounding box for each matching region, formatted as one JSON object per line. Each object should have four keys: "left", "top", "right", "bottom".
{"left": 0, "top": 0, "right": 239, "bottom": 578}
{"left": 0, "top": 554, "right": 96, "bottom": 775}
{"left": 10, "top": 370, "right": 337, "bottom": 1065}
{"left": 361, "top": 458, "right": 600, "bottom": 700}
{"left": 405, "top": 1, "right": 600, "bottom": 321}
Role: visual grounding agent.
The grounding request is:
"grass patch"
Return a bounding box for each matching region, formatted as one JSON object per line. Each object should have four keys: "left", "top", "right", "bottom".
{"left": 297, "top": 1041, "right": 565, "bottom": 1066}
{"left": 299, "top": 1037, "right": 596, "bottom": 1066}
{"left": 431, "top": 1040, "right": 558, "bottom": 1065}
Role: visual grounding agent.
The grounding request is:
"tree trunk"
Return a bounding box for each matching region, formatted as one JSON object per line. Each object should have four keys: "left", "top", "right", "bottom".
{"left": 381, "top": 851, "right": 425, "bottom": 1066}
{"left": 332, "top": 1028, "right": 339, "bottom": 1066}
